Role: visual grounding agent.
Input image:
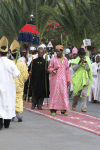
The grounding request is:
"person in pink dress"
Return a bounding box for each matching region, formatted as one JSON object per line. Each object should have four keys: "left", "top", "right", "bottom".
{"left": 48, "top": 45, "right": 71, "bottom": 115}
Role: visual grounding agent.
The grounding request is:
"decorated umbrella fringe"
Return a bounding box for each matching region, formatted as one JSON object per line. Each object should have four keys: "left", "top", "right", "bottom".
{"left": 18, "top": 21, "right": 40, "bottom": 105}
{"left": 18, "top": 24, "right": 39, "bottom": 45}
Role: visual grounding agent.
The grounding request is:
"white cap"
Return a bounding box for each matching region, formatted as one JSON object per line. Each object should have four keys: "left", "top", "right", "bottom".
{"left": 30, "top": 46, "right": 36, "bottom": 51}
{"left": 66, "top": 48, "right": 70, "bottom": 54}
{"left": 39, "top": 44, "right": 46, "bottom": 49}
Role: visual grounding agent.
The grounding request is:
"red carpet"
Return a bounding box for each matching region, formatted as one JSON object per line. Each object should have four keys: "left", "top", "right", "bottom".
{"left": 24, "top": 102, "right": 100, "bottom": 136}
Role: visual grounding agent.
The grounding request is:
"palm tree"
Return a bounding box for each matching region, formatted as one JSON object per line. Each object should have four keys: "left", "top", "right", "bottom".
{"left": 0, "top": 0, "right": 29, "bottom": 45}
{"left": 41, "top": 0, "right": 95, "bottom": 49}
{"left": 88, "top": 0, "right": 100, "bottom": 48}
{"left": 0, "top": 0, "right": 57, "bottom": 45}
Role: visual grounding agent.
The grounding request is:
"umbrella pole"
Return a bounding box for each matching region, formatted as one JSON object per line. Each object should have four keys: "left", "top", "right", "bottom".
{"left": 26, "top": 44, "right": 29, "bottom": 104}
{"left": 26, "top": 56, "right": 33, "bottom": 104}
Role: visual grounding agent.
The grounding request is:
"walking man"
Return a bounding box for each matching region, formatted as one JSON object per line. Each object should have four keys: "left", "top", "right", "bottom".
{"left": 0, "top": 36, "right": 20, "bottom": 129}
{"left": 48, "top": 45, "right": 71, "bottom": 115}
{"left": 88, "top": 54, "right": 100, "bottom": 102}
{"left": 71, "top": 48, "right": 92, "bottom": 112}
{"left": 31, "top": 47, "right": 46, "bottom": 110}
{"left": 11, "top": 40, "right": 29, "bottom": 122}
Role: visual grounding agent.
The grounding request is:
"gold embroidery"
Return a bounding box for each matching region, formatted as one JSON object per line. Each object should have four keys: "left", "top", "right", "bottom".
{"left": 59, "top": 57, "right": 63, "bottom": 63}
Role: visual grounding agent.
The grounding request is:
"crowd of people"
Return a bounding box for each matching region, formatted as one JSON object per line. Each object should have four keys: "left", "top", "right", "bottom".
{"left": 0, "top": 35, "right": 100, "bottom": 130}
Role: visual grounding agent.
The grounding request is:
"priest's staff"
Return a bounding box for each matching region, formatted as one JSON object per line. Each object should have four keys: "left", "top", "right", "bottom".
{"left": 45, "top": 51, "right": 48, "bottom": 107}
{"left": 25, "top": 43, "right": 31, "bottom": 104}
{"left": 26, "top": 56, "right": 33, "bottom": 104}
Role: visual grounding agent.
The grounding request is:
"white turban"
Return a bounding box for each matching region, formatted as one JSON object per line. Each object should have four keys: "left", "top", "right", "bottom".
{"left": 39, "top": 44, "right": 46, "bottom": 49}
{"left": 30, "top": 46, "right": 36, "bottom": 51}
{"left": 95, "top": 54, "right": 100, "bottom": 62}
{"left": 66, "top": 48, "right": 70, "bottom": 54}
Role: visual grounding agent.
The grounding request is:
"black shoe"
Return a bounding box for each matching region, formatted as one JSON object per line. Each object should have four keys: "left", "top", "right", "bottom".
{"left": 0, "top": 122, "right": 3, "bottom": 130}
{"left": 38, "top": 106, "right": 42, "bottom": 110}
{"left": 61, "top": 110, "right": 66, "bottom": 115}
{"left": 4, "top": 119, "right": 11, "bottom": 128}
{"left": 11, "top": 117, "right": 15, "bottom": 121}
{"left": 0, "top": 125, "right": 3, "bottom": 130}
{"left": 31, "top": 105, "right": 35, "bottom": 109}
{"left": 50, "top": 109, "right": 57, "bottom": 113}
{"left": 61, "top": 112, "right": 65, "bottom": 115}
{"left": 18, "top": 118, "right": 22, "bottom": 122}
{"left": 0, "top": 118, "right": 3, "bottom": 130}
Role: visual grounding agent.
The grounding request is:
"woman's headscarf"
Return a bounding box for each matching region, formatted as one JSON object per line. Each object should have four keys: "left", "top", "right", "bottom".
{"left": 95, "top": 54, "right": 100, "bottom": 62}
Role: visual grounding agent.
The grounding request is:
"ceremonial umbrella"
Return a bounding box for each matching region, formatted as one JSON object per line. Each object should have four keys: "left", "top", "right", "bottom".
{"left": 18, "top": 20, "right": 39, "bottom": 45}
{"left": 16, "top": 15, "right": 39, "bottom": 63}
{"left": 17, "top": 17, "right": 40, "bottom": 104}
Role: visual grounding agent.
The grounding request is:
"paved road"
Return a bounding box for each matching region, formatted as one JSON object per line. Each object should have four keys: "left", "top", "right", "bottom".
{"left": 69, "top": 98, "right": 100, "bottom": 118}
{"left": 0, "top": 100, "right": 100, "bottom": 150}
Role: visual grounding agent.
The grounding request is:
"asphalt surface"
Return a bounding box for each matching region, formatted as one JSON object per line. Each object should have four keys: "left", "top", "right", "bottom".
{"left": 0, "top": 98, "right": 100, "bottom": 150}
{"left": 69, "top": 97, "right": 100, "bottom": 118}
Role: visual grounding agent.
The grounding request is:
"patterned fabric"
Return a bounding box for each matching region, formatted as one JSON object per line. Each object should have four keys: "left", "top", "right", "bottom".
{"left": 13, "top": 60, "right": 29, "bottom": 113}
{"left": 88, "top": 62, "right": 99, "bottom": 101}
{"left": 48, "top": 56, "right": 71, "bottom": 110}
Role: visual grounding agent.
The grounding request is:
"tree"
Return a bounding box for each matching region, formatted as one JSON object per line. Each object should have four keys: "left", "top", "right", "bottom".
{"left": 88, "top": 0, "right": 100, "bottom": 49}
{"left": 0, "top": 0, "right": 57, "bottom": 45}
{"left": 41, "top": 0, "right": 95, "bottom": 49}
{"left": 42, "top": 20, "right": 67, "bottom": 46}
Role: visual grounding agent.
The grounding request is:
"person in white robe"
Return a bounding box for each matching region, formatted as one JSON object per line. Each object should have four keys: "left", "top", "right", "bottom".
{"left": 27, "top": 47, "right": 35, "bottom": 67}
{"left": 19, "top": 47, "right": 28, "bottom": 64}
{"left": 27, "top": 46, "right": 38, "bottom": 67}
{"left": 65, "top": 48, "right": 71, "bottom": 62}
{"left": 96, "top": 55, "right": 100, "bottom": 101}
{"left": 90, "top": 53, "right": 95, "bottom": 64}
{"left": 88, "top": 54, "right": 100, "bottom": 102}
{"left": 32, "top": 50, "right": 38, "bottom": 60}
{"left": 0, "top": 36, "right": 20, "bottom": 130}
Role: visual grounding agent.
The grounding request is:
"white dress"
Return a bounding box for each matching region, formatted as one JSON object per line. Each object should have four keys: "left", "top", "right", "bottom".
{"left": 0, "top": 57, "right": 20, "bottom": 119}
{"left": 88, "top": 62, "right": 98, "bottom": 101}
{"left": 27, "top": 54, "right": 38, "bottom": 67}
{"left": 43, "top": 53, "right": 50, "bottom": 61}
{"left": 19, "top": 56, "right": 26, "bottom": 64}
{"left": 96, "top": 64, "right": 100, "bottom": 101}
